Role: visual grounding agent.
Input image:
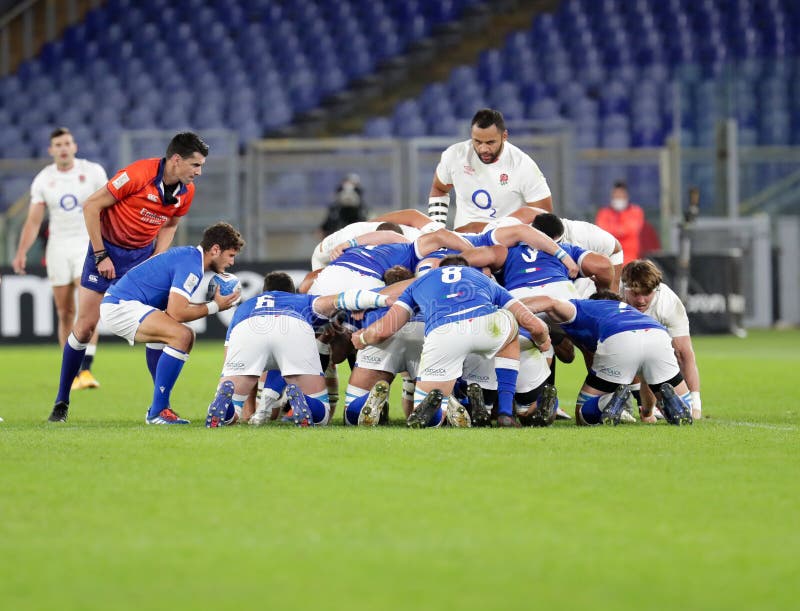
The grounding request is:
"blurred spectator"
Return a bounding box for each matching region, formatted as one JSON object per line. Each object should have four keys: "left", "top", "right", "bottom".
{"left": 595, "top": 180, "right": 644, "bottom": 264}
{"left": 319, "top": 174, "right": 368, "bottom": 237}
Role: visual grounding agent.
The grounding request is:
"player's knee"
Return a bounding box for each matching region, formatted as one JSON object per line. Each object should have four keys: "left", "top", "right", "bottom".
{"left": 169, "top": 324, "right": 195, "bottom": 352}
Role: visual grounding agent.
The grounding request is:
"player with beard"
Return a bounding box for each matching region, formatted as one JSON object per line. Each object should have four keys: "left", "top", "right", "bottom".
{"left": 99, "top": 222, "right": 244, "bottom": 424}
{"left": 427, "top": 108, "right": 552, "bottom": 228}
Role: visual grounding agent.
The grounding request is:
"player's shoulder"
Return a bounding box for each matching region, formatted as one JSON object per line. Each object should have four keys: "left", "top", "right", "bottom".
{"left": 117, "top": 157, "right": 160, "bottom": 181}
{"left": 76, "top": 157, "right": 108, "bottom": 175}
{"left": 443, "top": 139, "right": 471, "bottom": 159}
{"left": 32, "top": 162, "right": 60, "bottom": 182}
{"left": 503, "top": 141, "right": 537, "bottom": 165}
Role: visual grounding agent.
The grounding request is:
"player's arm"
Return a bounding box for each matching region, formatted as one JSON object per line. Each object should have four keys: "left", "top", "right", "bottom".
{"left": 526, "top": 196, "right": 553, "bottom": 212}
{"left": 492, "top": 224, "right": 579, "bottom": 278}
{"left": 459, "top": 245, "right": 507, "bottom": 273}
{"left": 427, "top": 174, "right": 452, "bottom": 225}
{"left": 298, "top": 269, "right": 321, "bottom": 294}
{"left": 83, "top": 186, "right": 119, "bottom": 279}
{"left": 374, "top": 208, "right": 440, "bottom": 230}
{"left": 330, "top": 230, "right": 410, "bottom": 260}
{"left": 312, "top": 291, "right": 395, "bottom": 317}
{"left": 579, "top": 252, "right": 614, "bottom": 290}
{"left": 672, "top": 334, "right": 701, "bottom": 395}
{"left": 352, "top": 303, "right": 411, "bottom": 350}
{"left": 520, "top": 295, "right": 576, "bottom": 324}
{"left": 12, "top": 202, "right": 46, "bottom": 274}
{"left": 610, "top": 239, "right": 624, "bottom": 292}
{"left": 165, "top": 286, "right": 239, "bottom": 323}
{"left": 506, "top": 299, "right": 551, "bottom": 352}
{"left": 454, "top": 221, "right": 488, "bottom": 233}
{"left": 509, "top": 207, "right": 545, "bottom": 224}
{"left": 415, "top": 228, "right": 472, "bottom": 257}
{"left": 153, "top": 216, "right": 180, "bottom": 255}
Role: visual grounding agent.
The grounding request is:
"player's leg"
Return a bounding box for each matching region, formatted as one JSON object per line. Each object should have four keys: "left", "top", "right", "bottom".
{"left": 575, "top": 377, "right": 631, "bottom": 426}
{"left": 287, "top": 373, "right": 329, "bottom": 426}
{"left": 52, "top": 282, "right": 95, "bottom": 392}
{"left": 48, "top": 286, "right": 104, "bottom": 422}
{"left": 250, "top": 369, "right": 287, "bottom": 426}
{"left": 277, "top": 317, "right": 332, "bottom": 427}
{"left": 134, "top": 311, "right": 195, "bottom": 424}
{"left": 641, "top": 330, "right": 693, "bottom": 425}
{"left": 514, "top": 340, "right": 555, "bottom": 426}
{"left": 206, "top": 375, "right": 259, "bottom": 428}
{"left": 346, "top": 367, "right": 394, "bottom": 426}
{"left": 51, "top": 283, "right": 76, "bottom": 348}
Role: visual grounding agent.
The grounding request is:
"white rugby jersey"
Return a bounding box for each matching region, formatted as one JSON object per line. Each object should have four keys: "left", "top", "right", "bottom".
{"left": 30, "top": 158, "right": 107, "bottom": 243}
{"left": 561, "top": 219, "right": 617, "bottom": 257}
{"left": 630, "top": 281, "right": 691, "bottom": 338}
{"left": 435, "top": 140, "right": 551, "bottom": 228}
{"left": 312, "top": 222, "right": 421, "bottom": 270}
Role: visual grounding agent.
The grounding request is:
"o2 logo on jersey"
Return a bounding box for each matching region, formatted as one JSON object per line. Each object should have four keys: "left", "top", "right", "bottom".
{"left": 471, "top": 189, "right": 496, "bottom": 217}
{"left": 60, "top": 193, "right": 79, "bottom": 211}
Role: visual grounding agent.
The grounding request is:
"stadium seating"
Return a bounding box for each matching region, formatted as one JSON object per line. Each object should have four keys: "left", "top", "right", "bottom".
{"left": 372, "top": 0, "right": 798, "bottom": 152}
{"left": 0, "top": 0, "right": 488, "bottom": 173}
{"left": 0, "top": 0, "right": 797, "bottom": 216}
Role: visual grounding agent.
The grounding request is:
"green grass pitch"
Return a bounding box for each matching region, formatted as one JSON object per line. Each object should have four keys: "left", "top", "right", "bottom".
{"left": 1, "top": 330, "right": 798, "bottom": 610}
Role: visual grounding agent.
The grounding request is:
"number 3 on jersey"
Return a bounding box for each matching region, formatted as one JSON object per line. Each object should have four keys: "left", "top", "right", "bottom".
{"left": 471, "top": 189, "right": 496, "bottom": 218}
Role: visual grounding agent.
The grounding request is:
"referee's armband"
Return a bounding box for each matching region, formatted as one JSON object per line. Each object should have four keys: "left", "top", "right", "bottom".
{"left": 428, "top": 195, "right": 450, "bottom": 224}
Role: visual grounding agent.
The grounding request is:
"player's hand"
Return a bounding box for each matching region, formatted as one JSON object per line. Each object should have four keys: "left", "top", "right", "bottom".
{"left": 97, "top": 257, "right": 116, "bottom": 279}
{"left": 216, "top": 288, "right": 241, "bottom": 311}
{"left": 12, "top": 253, "right": 26, "bottom": 275}
{"left": 535, "top": 337, "right": 552, "bottom": 353}
{"left": 563, "top": 256, "right": 579, "bottom": 279}
{"left": 330, "top": 242, "right": 349, "bottom": 261}
{"left": 639, "top": 406, "right": 657, "bottom": 424}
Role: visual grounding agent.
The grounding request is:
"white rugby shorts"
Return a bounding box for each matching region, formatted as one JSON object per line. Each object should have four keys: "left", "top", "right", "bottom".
{"left": 308, "top": 265, "right": 384, "bottom": 295}
{"left": 46, "top": 239, "right": 88, "bottom": 286}
{"left": 222, "top": 315, "right": 323, "bottom": 377}
{"left": 356, "top": 320, "right": 424, "bottom": 378}
{"left": 100, "top": 299, "right": 157, "bottom": 346}
{"left": 417, "top": 309, "right": 517, "bottom": 383}
{"left": 592, "top": 328, "right": 680, "bottom": 385}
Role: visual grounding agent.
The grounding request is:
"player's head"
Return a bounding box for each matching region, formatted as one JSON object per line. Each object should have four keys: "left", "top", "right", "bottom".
{"left": 166, "top": 132, "right": 209, "bottom": 185}
{"left": 470, "top": 108, "right": 507, "bottom": 165}
{"left": 621, "top": 259, "right": 662, "bottom": 312}
{"left": 375, "top": 222, "right": 404, "bottom": 235}
{"left": 438, "top": 254, "right": 469, "bottom": 268}
{"left": 532, "top": 213, "right": 565, "bottom": 241}
{"left": 48, "top": 127, "right": 77, "bottom": 168}
{"left": 263, "top": 271, "right": 296, "bottom": 293}
{"left": 589, "top": 289, "right": 623, "bottom": 302}
{"left": 610, "top": 179, "right": 629, "bottom": 211}
{"left": 383, "top": 265, "right": 413, "bottom": 285}
{"left": 201, "top": 222, "right": 245, "bottom": 273}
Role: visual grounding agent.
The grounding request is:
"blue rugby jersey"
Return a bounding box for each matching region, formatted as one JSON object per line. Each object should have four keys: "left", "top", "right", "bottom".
{"left": 103, "top": 245, "right": 203, "bottom": 310}
{"left": 561, "top": 298, "right": 666, "bottom": 352}
{"left": 502, "top": 242, "right": 587, "bottom": 292}
{"left": 397, "top": 265, "right": 516, "bottom": 335}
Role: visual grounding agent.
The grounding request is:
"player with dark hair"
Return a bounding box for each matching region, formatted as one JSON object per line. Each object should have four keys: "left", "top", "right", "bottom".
{"left": 353, "top": 255, "right": 551, "bottom": 428}
{"left": 427, "top": 108, "right": 553, "bottom": 228}
{"left": 47, "top": 131, "right": 210, "bottom": 422}
{"left": 99, "top": 222, "right": 244, "bottom": 424}
{"left": 523, "top": 290, "right": 693, "bottom": 426}
{"left": 13, "top": 127, "right": 108, "bottom": 389}
{"left": 204, "top": 272, "right": 393, "bottom": 428}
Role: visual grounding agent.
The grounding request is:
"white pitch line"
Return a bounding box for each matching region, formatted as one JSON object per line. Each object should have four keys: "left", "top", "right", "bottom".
{"left": 719, "top": 421, "right": 798, "bottom": 431}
